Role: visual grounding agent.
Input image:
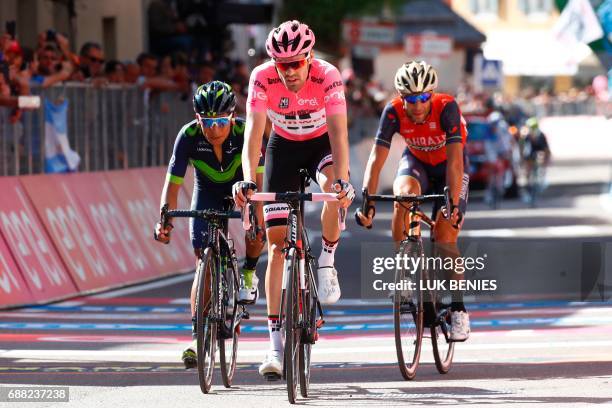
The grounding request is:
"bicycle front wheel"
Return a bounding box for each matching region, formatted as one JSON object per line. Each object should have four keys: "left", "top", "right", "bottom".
{"left": 431, "top": 308, "right": 455, "bottom": 374}
{"left": 197, "top": 248, "right": 217, "bottom": 394}
{"left": 283, "top": 247, "right": 300, "bottom": 404}
{"left": 299, "top": 257, "right": 317, "bottom": 397}
{"left": 219, "top": 253, "right": 239, "bottom": 388}
{"left": 393, "top": 238, "right": 424, "bottom": 381}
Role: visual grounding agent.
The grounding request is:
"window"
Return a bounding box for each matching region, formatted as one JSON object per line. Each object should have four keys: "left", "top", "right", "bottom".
{"left": 469, "top": 0, "right": 499, "bottom": 16}
{"left": 518, "top": 0, "right": 553, "bottom": 16}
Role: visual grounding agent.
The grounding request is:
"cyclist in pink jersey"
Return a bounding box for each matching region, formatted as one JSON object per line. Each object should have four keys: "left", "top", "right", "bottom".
{"left": 232, "top": 20, "right": 354, "bottom": 379}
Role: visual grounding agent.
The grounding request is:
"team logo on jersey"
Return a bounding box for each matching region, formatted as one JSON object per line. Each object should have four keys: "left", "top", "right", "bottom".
{"left": 279, "top": 97, "right": 289, "bottom": 109}
{"left": 429, "top": 122, "right": 437, "bottom": 130}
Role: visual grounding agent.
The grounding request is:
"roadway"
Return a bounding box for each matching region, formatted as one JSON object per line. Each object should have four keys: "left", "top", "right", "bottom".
{"left": 1, "top": 172, "right": 612, "bottom": 407}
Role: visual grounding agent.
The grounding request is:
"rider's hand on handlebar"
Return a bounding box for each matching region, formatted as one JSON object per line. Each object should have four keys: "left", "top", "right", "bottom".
{"left": 232, "top": 181, "right": 257, "bottom": 208}
{"left": 332, "top": 179, "right": 355, "bottom": 209}
{"left": 449, "top": 205, "right": 464, "bottom": 229}
{"left": 154, "top": 221, "right": 173, "bottom": 244}
{"left": 355, "top": 205, "right": 375, "bottom": 229}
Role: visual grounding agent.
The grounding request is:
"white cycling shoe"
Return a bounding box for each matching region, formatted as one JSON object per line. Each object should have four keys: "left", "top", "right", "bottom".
{"left": 317, "top": 266, "right": 341, "bottom": 304}
{"left": 238, "top": 273, "right": 259, "bottom": 304}
{"left": 449, "top": 310, "right": 470, "bottom": 341}
{"left": 259, "top": 351, "right": 282, "bottom": 380}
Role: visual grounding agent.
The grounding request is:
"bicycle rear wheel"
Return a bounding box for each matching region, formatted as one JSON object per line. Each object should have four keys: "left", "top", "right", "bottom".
{"left": 431, "top": 307, "right": 455, "bottom": 374}
{"left": 197, "top": 248, "right": 217, "bottom": 393}
{"left": 219, "top": 253, "right": 239, "bottom": 388}
{"left": 283, "top": 247, "right": 299, "bottom": 404}
{"left": 299, "top": 256, "right": 316, "bottom": 397}
{"left": 393, "top": 238, "right": 424, "bottom": 381}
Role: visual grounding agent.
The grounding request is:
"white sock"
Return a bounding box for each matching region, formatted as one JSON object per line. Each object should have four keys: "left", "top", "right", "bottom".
{"left": 318, "top": 236, "right": 339, "bottom": 268}
{"left": 268, "top": 316, "right": 282, "bottom": 354}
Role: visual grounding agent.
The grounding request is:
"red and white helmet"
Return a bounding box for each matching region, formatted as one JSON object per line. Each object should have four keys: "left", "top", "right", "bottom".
{"left": 265, "top": 20, "right": 315, "bottom": 59}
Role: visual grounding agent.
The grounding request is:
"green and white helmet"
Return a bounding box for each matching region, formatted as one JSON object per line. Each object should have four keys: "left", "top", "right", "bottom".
{"left": 193, "top": 81, "right": 236, "bottom": 116}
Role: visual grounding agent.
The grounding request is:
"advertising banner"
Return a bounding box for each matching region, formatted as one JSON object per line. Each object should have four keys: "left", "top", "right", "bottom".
{"left": 20, "top": 175, "right": 121, "bottom": 292}
{"left": 0, "top": 177, "right": 77, "bottom": 304}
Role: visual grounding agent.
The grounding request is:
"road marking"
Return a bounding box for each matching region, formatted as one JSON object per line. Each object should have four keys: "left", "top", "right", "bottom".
{"left": 3, "top": 339, "right": 612, "bottom": 361}
{"left": 1, "top": 314, "right": 611, "bottom": 332}
{"left": 19, "top": 299, "right": 608, "bottom": 312}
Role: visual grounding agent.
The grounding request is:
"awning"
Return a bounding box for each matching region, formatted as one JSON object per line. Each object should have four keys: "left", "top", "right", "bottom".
{"left": 482, "top": 30, "right": 594, "bottom": 76}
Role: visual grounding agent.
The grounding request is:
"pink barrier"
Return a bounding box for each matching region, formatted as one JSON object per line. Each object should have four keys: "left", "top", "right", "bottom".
{"left": 0, "top": 233, "right": 34, "bottom": 308}
{"left": 61, "top": 172, "right": 158, "bottom": 283}
{"left": 106, "top": 169, "right": 193, "bottom": 275}
{"left": 139, "top": 167, "right": 196, "bottom": 269}
{"left": 20, "top": 174, "right": 126, "bottom": 293}
{"left": 0, "top": 177, "right": 78, "bottom": 304}
{"left": 0, "top": 167, "right": 232, "bottom": 309}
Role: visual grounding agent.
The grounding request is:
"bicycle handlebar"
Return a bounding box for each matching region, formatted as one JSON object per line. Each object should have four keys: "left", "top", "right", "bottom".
{"left": 361, "top": 186, "right": 452, "bottom": 220}
{"left": 243, "top": 191, "right": 346, "bottom": 231}
{"left": 163, "top": 208, "right": 241, "bottom": 222}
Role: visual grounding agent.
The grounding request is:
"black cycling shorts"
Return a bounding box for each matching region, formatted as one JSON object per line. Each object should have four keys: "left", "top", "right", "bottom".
{"left": 263, "top": 131, "right": 333, "bottom": 228}
{"left": 396, "top": 148, "right": 469, "bottom": 220}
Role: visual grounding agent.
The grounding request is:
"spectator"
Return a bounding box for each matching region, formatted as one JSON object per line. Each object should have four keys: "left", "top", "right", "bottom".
{"left": 30, "top": 44, "right": 73, "bottom": 88}
{"left": 124, "top": 62, "right": 140, "bottom": 84}
{"left": 137, "top": 52, "right": 159, "bottom": 78}
{"left": 73, "top": 42, "right": 105, "bottom": 81}
{"left": 136, "top": 52, "right": 179, "bottom": 91}
{"left": 104, "top": 60, "right": 125, "bottom": 83}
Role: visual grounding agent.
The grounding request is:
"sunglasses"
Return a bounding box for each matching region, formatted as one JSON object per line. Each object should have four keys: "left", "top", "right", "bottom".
{"left": 403, "top": 92, "right": 432, "bottom": 104}
{"left": 198, "top": 115, "right": 231, "bottom": 128}
{"left": 274, "top": 55, "right": 309, "bottom": 72}
{"left": 88, "top": 56, "right": 105, "bottom": 64}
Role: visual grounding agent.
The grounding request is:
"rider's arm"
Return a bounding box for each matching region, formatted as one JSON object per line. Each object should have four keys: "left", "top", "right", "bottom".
{"left": 161, "top": 128, "right": 191, "bottom": 217}
{"left": 243, "top": 68, "right": 268, "bottom": 183}
{"left": 326, "top": 114, "right": 350, "bottom": 181}
{"left": 243, "top": 109, "right": 267, "bottom": 183}
{"left": 364, "top": 103, "right": 400, "bottom": 195}
{"left": 441, "top": 101, "right": 465, "bottom": 209}
{"left": 323, "top": 70, "right": 350, "bottom": 182}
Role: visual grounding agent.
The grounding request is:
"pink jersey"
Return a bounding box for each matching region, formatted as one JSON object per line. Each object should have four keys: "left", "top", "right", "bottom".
{"left": 247, "top": 58, "right": 347, "bottom": 141}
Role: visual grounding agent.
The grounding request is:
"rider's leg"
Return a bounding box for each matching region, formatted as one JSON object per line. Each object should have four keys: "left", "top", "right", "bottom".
{"left": 264, "top": 225, "right": 286, "bottom": 352}
{"left": 392, "top": 176, "right": 421, "bottom": 248}
{"left": 239, "top": 227, "right": 265, "bottom": 303}
{"left": 316, "top": 163, "right": 343, "bottom": 304}
{"left": 433, "top": 172, "right": 470, "bottom": 341}
{"left": 317, "top": 164, "right": 340, "bottom": 263}
{"left": 392, "top": 150, "right": 429, "bottom": 249}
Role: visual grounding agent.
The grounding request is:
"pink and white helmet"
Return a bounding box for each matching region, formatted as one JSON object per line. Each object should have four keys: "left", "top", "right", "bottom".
{"left": 265, "top": 20, "right": 315, "bottom": 59}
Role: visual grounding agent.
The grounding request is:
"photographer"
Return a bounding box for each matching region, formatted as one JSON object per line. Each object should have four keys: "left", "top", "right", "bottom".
{"left": 30, "top": 44, "right": 73, "bottom": 88}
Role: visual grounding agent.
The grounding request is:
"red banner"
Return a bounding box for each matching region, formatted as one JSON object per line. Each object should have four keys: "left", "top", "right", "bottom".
{"left": 0, "top": 177, "right": 77, "bottom": 303}
{"left": 58, "top": 172, "right": 158, "bottom": 283}
{"left": 106, "top": 169, "right": 193, "bottom": 275}
{"left": 20, "top": 175, "right": 124, "bottom": 292}
{"left": 0, "top": 233, "right": 34, "bottom": 307}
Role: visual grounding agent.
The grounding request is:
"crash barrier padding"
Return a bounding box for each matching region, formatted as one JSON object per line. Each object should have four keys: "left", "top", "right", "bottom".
{"left": 0, "top": 167, "right": 200, "bottom": 309}
{"left": 0, "top": 177, "right": 79, "bottom": 307}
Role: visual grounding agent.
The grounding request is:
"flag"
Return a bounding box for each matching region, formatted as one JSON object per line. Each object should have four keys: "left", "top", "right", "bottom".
{"left": 44, "top": 99, "right": 80, "bottom": 173}
{"left": 553, "top": 0, "right": 604, "bottom": 45}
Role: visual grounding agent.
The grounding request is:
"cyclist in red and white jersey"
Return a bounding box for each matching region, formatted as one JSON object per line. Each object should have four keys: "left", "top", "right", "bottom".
{"left": 232, "top": 20, "right": 354, "bottom": 378}
{"left": 355, "top": 61, "right": 471, "bottom": 341}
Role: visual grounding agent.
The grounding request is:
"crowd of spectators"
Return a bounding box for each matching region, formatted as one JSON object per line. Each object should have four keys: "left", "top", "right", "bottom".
{"left": 0, "top": 27, "right": 256, "bottom": 122}
{"left": 0, "top": 24, "right": 607, "bottom": 127}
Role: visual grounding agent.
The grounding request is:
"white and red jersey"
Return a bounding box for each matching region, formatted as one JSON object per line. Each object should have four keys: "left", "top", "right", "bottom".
{"left": 247, "top": 58, "right": 347, "bottom": 141}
